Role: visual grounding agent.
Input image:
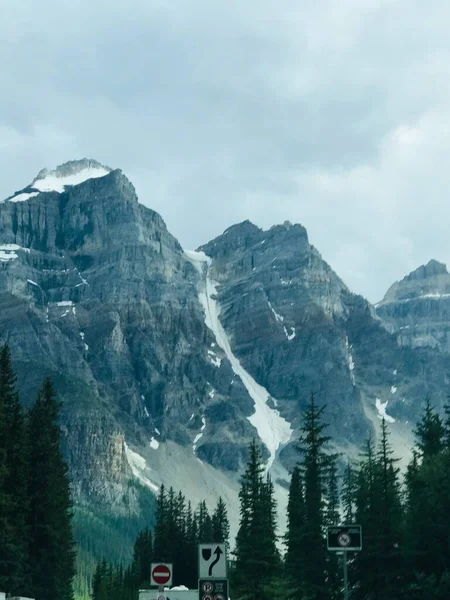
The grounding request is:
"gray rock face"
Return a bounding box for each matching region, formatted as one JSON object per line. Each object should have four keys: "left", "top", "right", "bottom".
{"left": 0, "top": 160, "right": 255, "bottom": 518}
{"left": 377, "top": 260, "right": 450, "bottom": 353}
{"left": 3, "top": 159, "right": 450, "bottom": 559}
{"left": 201, "top": 223, "right": 450, "bottom": 467}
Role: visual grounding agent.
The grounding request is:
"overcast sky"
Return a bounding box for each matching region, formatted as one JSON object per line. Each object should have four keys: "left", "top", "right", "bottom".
{"left": 2, "top": 0, "right": 450, "bottom": 302}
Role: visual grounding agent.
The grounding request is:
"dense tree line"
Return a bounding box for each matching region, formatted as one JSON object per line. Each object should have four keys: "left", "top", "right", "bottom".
{"left": 5, "top": 337, "right": 450, "bottom": 600}
{"left": 0, "top": 345, "right": 75, "bottom": 600}
{"left": 231, "top": 394, "right": 450, "bottom": 600}
{"left": 92, "top": 392, "right": 450, "bottom": 600}
{"left": 92, "top": 491, "right": 230, "bottom": 600}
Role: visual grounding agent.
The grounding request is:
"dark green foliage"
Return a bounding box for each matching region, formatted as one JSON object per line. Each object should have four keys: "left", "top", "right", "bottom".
{"left": 324, "top": 459, "right": 341, "bottom": 600}
{"left": 27, "top": 377, "right": 76, "bottom": 600}
{"left": 0, "top": 348, "right": 76, "bottom": 600}
{"left": 341, "top": 462, "right": 355, "bottom": 523}
{"left": 131, "top": 528, "right": 153, "bottom": 589}
{"left": 285, "top": 465, "right": 306, "bottom": 599}
{"left": 404, "top": 400, "right": 450, "bottom": 584}
{"left": 353, "top": 420, "right": 404, "bottom": 600}
{"left": 0, "top": 345, "right": 30, "bottom": 595}
{"left": 212, "top": 497, "right": 230, "bottom": 545}
{"left": 233, "top": 440, "right": 280, "bottom": 600}
{"left": 296, "top": 394, "right": 331, "bottom": 600}
{"left": 93, "top": 487, "right": 230, "bottom": 600}
{"left": 415, "top": 398, "right": 445, "bottom": 459}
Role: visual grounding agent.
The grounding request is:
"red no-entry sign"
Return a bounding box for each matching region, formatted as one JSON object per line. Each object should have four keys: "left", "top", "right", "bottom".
{"left": 151, "top": 563, "right": 173, "bottom": 587}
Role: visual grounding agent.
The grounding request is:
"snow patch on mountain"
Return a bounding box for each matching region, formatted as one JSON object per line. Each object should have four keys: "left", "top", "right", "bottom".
{"left": 124, "top": 442, "right": 159, "bottom": 492}
{"left": 345, "top": 337, "right": 356, "bottom": 385}
{"left": 5, "top": 191, "right": 40, "bottom": 203}
{"left": 268, "top": 300, "right": 284, "bottom": 323}
{"left": 185, "top": 250, "right": 292, "bottom": 471}
{"left": 31, "top": 160, "right": 111, "bottom": 194}
{"left": 268, "top": 300, "right": 296, "bottom": 341}
{"left": 150, "top": 437, "right": 159, "bottom": 450}
{"left": 379, "top": 292, "right": 450, "bottom": 306}
{"left": 0, "top": 244, "right": 30, "bottom": 261}
{"left": 207, "top": 349, "right": 221, "bottom": 367}
{"left": 193, "top": 416, "right": 206, "bottom": 453}
{"left": 375, "top": 398, "right": 396, "bottom": 423}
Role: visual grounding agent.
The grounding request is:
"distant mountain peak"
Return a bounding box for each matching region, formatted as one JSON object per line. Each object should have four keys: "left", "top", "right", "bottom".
{"left": 30, "top": 158, "right": 112, "bottom": 194}
{"left": 405, "top": 259, "right": 448, "bottom": 280}
{"left": 378, "top": 259, "right": 450, "bottom": 306}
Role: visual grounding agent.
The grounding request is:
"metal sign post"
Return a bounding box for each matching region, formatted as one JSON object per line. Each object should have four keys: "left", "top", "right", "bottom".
{"left": 343, "top": 551, "right": 348, "bottom": 600}
{"left": 327, "top": 525, "right": 362, "bottom": 600}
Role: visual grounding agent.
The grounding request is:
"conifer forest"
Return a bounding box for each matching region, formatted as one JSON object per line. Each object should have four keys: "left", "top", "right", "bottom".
{"left": 2, "top": 345, "right": 450, "bottom": 600}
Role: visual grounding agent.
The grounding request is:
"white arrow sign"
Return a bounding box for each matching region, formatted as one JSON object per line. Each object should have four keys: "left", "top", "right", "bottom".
{"left": 198, "top": 544, "right": 227, "bottom": 578}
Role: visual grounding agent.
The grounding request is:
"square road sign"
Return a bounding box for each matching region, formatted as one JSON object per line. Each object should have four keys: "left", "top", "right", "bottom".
{"left": 198, "top": 544, "right": 227, "bottom": 578}
{"left": 327, "top": 525, "right": 362, "bottom": 551}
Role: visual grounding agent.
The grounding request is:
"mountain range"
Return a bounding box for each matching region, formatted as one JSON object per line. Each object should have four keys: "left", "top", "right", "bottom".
{"left": 1, "top": 158, "right": 450, "bottom": 563}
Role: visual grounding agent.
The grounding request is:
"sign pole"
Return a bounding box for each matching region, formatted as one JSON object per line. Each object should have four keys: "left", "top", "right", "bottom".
{"left": 343, "top": 551, "right": 348, "bottom": 600}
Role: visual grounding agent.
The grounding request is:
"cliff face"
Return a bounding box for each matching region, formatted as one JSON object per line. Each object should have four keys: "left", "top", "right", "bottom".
{"left": 0, "top": 160, "right": 255, "bottom": 521}
{"left": 376, "top": 260, "right": 450, "bottom": 353}
{"left": 200, "top": 223, "right": 450, "bottom": 469}
{"left": 3, "top": 159, "right": 450, "bottom": 559}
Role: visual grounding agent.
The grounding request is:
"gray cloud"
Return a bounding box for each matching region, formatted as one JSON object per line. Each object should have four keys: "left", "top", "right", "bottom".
{"left": 2, "top": 0, "right": 450, "bottom": 301}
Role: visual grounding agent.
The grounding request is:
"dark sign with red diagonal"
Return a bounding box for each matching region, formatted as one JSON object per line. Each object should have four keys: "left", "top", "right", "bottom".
{"left": 327, "top": 525, "right": 362, "bottom": 551}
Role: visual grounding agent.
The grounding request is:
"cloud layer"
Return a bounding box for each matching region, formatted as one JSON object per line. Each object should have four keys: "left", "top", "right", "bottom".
{"left": 2, "top": 0, "right": 450, "bottom": 301}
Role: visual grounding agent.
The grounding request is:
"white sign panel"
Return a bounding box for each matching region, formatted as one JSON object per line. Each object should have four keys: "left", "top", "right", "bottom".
{"left": 139, "top": 590, "right": 197, "bottom": 600}
{"left": 198, "top": 544, "right": 227, "bottom": 578}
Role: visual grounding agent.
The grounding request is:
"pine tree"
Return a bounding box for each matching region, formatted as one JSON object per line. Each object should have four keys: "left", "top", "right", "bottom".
{"left": 415, "top": 398, "right": 445, "bottom": 459}
{"left": 212, "top": 497, "right": 230, "bottom": 545}
{"left": 444, "top": 397, "right": 450, "bottom": 448}
{"left": 92, "top": 560, "right": 109, "bottom": 600}
{"left": 0, "top": 345, "right": 30, "bottom": 595}
{"left": 130, "top": 528, "right": 153, "bottom": 589}
{"left": 27, "top": 377, "right": 75, "bottom": 600}
{"left": 285, "top": 465, "right": 306, "bottom": 599}
{"left": 233, "top": 440, "right": 279, "bottom": 600}
{"left": 296, "top": 394, "right": 331, "bottom": 600}
{"left": 197, "top": 500, "right": 213, "bottom": 543}
{"left": 325, "top": 458, "right": 341, "bottom": 600}
{"left": 341, "top": 462, "right": 355, "bottom": 523}
{"left": 354, "top": 421, "right": 403, "bottom": 600}
{"left": 153, "top": 485, "right": 168, "bottom": 561}
{"left": 405, "top": 400, "right": 450, "bottom": 581}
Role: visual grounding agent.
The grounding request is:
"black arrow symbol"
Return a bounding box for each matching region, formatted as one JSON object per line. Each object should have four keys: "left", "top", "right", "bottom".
{"left": 208, "top": 546, "right": 223, "bottom": 576}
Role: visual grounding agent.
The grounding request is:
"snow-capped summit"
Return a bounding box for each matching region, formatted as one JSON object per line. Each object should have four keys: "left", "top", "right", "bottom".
{"left": 30, "top": 158, "right": 112, "bottom": 193}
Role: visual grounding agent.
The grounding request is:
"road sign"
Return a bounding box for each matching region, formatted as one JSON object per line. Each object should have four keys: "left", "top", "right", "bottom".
{"left": 198, "top": 544, "right": 227, "bottom": 578}
{"left": 151, "top": 563, "right": 173, "bottom": 587}
{"left": 327, "top": 525, "right": 362, "bottom": 551}
{"left": 199, "top": 579, "right": 228, "bottom": 600}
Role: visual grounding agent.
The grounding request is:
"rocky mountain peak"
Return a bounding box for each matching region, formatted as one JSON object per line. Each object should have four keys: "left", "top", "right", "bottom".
{"left": 376, "top": 259, "right": 450, "bottom": 354}
{"left": 380, "top": 259, "right": 450, "bottom": 306}
{"left": 27, "top": 159, "right": 104, "bottom": 191}
{"left": 199, "top": 220, "right": 262, "bottom": 258}
{"left": 405, "top": 259, "right": 448, "bottom": 281}
{"left": 30, "top": 158, "right": 113, "bottom": 194}
{"left": 3, "top": 159, "right": 116, "bottom": 204}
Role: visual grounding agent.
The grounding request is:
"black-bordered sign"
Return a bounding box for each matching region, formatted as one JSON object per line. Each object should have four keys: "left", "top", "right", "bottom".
{"left": 199, "top": 579, "right": 228, "bottom": 600}
{"left": 327, "top": 525, "right": 362, "bottom": 551}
